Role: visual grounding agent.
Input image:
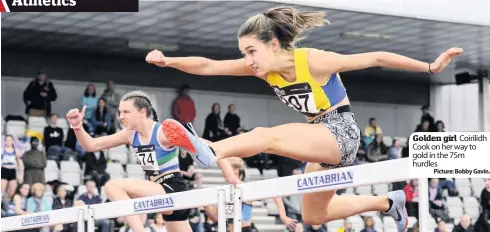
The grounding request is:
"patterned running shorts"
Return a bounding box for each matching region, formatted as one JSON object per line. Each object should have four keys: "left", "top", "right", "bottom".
{"left": 310, "top": 111, "right": 361, "bottom": 168}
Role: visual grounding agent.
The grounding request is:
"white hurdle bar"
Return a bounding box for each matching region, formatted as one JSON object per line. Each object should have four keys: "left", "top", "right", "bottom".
{"left": 233, "top": 158, "right": 420, "bottom": 231}
{"left": 1, "top": 206, "right": 88, "bottom": 231}
{"left": 1, "top": 185, "right": 233, "bottom": 232}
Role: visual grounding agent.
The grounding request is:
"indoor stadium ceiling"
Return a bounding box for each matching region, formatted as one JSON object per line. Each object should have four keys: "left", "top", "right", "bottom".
{"left": 2, "top": 1, "right": 490, "bottom": 83}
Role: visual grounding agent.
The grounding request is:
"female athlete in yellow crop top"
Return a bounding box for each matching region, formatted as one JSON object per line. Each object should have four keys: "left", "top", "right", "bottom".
{"left": 146, "top": 7, "right": 462, "bottom": 232}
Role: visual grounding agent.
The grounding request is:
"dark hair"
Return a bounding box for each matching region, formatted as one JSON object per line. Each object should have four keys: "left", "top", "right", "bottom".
{"left": 237, "top": 7, "right": 329, "bottom": 50}
{"left": 121, "top": 91, "right": 158, "bottom": 122}
{"left": 84, "top": 84, "right": 96, "bottom": 97}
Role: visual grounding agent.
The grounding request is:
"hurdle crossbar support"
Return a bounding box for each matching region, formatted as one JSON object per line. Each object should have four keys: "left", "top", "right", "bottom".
{"left": 237, "top": 158, "right": 411, "bottom": 202}
{"left": 232, "top": 188, "right": 243, "bottom": 232}
{"left": 77, "top": 209, "right": 85, "bottom": 232}
{"left": 217, "top": 189, "right": 227, "bottom": 232}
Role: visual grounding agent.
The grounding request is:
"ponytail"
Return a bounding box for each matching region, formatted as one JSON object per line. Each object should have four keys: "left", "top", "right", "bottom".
{"left": 238, "top": 7, "right": 329, "bottom": 50}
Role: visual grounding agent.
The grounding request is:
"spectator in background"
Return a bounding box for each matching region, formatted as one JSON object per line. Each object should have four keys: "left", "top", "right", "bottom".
{"left": 435, "top": 221, "right": 448, "bottom": 232}
{"left": 364, "top": 117, "right": 383, "bottom": 145}
{"left": 52, "top": 185, "right": 75, "bottom": 232}
{"left": 360, "top": 216, "right": 376, "bottom": 232}
{"left": 78, "top": 180, "right": 111, "bottom": 232}
{"left": 171, "top": 84, "right": 196, "bottom": 125}
{"left": 420, "top": 105, "right": 435, "bottom": 130}
{"left": 81, "top": 83, "right": 98, "bottom": 133}
{"left": 366, "top": 133, "right": 388, "bottom": 162}
{"left": 224, "top": 104, "right": 241, "bottom": 136}
{"left": 429, "top": 178, "right": 450, "bottom": 222}
{"left": 26, "top": 183, "right": 53, "bottom": 232}
{"left": 101, "top": 80, "right": 121, "bottom": 129}
{"left": 178, "top": 149, "right": 202, "bottom": 189}
{"left": 203, "top": 103, "right": 229, "bottom": 141}
{"left": 2, "top": 135, "right": 23, "bottom": 199}
{"left": 44, "top": 114, "right": 72, "bottom": 162}
{"left": 388, "top": 138, "right": 403, "bottom": 160}
{"left": 92, "top": 98, "right": 114, "bottom": 136}
{"left": 82, "top": 149, "right": 110, "bottom": 192}
{"left": 5, "top": 183, "right": 30, "bottom": 216}
{"left": 337, "top": 219, "right": 353, "bottom": 232}
{"left": 453, "top": 215, "right": 474, "bottom": 232}
{"left": 151, "top": 213, "right": 168, "bottom": 232}
{"left": 283, "top": 169, "right": 303, "bottom": 223}
{"left": 354, "top": 135, "right": 367, "bottom": 165}
{"left": 474, "top": 179, "right": 490, "bottom": 231}
{"left": 415, "top": 119, "right": 432, "bottom": 132}
{"left": 435, "top": 120, "right": 445, "bottom": 132}
{"left": 22, "top": 137, "right": 47, "bottom": 185}
{"left": 404, "top": 179, "right": 419, "bottom": 218}
{"left": 23, "top": 72, "right": 57, "bottom": 117}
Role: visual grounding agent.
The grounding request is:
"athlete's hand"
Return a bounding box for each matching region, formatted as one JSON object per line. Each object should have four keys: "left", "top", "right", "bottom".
{"left": 66, "top": 106, "right": 86, "bottom": 129}
{"left": 430, "top": 47, "right": 463, "bottom": 73}
{"left": 145, "top": 49, "right": 167, "bottom": 67}
{"left": 280, "top": 216, "right": 298, "bottom": 231}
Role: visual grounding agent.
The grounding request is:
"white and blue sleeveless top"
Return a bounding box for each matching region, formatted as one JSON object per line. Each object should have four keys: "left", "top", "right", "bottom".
{"left": 131, "top": 122, "right": 180, "bottom": 177}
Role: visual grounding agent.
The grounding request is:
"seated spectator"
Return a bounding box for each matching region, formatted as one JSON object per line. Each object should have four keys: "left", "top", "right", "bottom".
{"left": 420, "top": 105, "right": 435, "bottom": 131}
{"left": 23, "top": 71, "right": 57, "bottom": 117}
{"left": 435, "top": 120, "right": 445, "bottom": 132}
{"left": 178, "top": 149, "right": 202, "bottom": 189}
{"left": 435, "top": 220, "right": 448, "bottom": 232}
{"left": 366, "top": 134, "right": 388, "bottom": 162}
{"left": 78, "top": 180, "right": 111, "bottom": 232}
{"left": 224, "top": 104, "right": 242, "bottom": 136}
{"left": 404, "top": 179, "right": 419, "bottom": 218}
{"left": 415, "top": 119, "right": 432, "bottom": 132}
{"left": 82, "top": 150, "right": 110, "bottom": 192}
{"left": 4, "top": 183, "right": 30, "bottom": 217}
{"left": 119, "top": 214, "right": 154, "bottom": 232}
{"left": 283, "top": 169, "right": 302, "bottom": 223}
{"left": 92, "top": 97, "right": 114, "bottom": 136}
{"left": 474, "top": 179, "right": 490, "bottom": 231}
{"left": 203, "top": 103, "right": 229, "bottom": 142}
{"left": 44, "top": 114, "right": 73, "bottom": 162}
{"left": 22, "top": 137, "right": 47, "bottom": 185}
{"left": 26, "top": 183, "right": 52, "bottom": 232}
{"left": 438, "top": 178, "right": 458, "bottom": 196}
{"left": 363, "top": 117, "right": 383, "bottom": 145}
{"left": 453, "top": 215, "right": 474, "bottom": 232}
{"left": 2, "top": 135, "right": 23, "bottom": 199}
{"left": 360, "top": 216, "right": 377, "bottom": 232}
{"left": 388, "top": 138, "right": 403, "bottom": 160}
{"left": 53, "top": 185, "right": 75, "bottom": 232}
{"left": 151, "top": 213, "right": 167, "bottom": 232}
{"left": 429, "top": 178, "right": 450, "bottom": 222}
{"left": 81, "top": 83, "right": 98, "bottom": 134}
{"left": 337, "top": 219, "right": 354, "bottom": 232}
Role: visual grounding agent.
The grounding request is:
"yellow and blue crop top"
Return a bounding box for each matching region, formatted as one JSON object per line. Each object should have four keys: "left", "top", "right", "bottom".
{"left": 266, "top": 48, "right": 347, "bottom": 118}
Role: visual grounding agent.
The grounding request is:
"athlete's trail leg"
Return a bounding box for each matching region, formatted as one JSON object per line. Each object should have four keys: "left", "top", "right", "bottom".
{"left": 300, "top": 163, "right": 390, "bottom": 225}
{"left": 104, "top": 179, "right": 192, "bottom": 232}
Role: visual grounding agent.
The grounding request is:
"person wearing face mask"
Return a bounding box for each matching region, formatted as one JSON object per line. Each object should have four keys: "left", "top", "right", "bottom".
{"left": 22, "top": 137, "right": 47, "bottom": 185}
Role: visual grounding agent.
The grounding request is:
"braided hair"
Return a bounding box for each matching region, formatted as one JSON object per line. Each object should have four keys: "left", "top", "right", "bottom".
{"left": 121, "top": 91, "right": 158, "bottom": 122}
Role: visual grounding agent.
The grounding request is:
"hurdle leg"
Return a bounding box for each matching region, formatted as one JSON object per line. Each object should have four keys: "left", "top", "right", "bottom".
{"left": 217, "top": 189, "right": 227, "bottom": 232}
{"left": 233, "top": 188, "right": 242, "bottom": 232}
{"left": 77, "top": 208, "right": 85, "bottom": 232}
{"left": 418, "top": 178, "right": 429, "bottom": 232}
{"left": 87, "top": 207, "right": 95, "bottom": 232}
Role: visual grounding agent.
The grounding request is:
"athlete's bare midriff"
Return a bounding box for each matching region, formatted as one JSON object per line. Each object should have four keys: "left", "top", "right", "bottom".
{"left": 306, "top": 95, "right": 351, "bottom": 123}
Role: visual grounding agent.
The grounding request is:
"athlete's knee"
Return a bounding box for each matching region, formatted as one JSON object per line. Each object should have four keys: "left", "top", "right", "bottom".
{"left": 104, "top": 179, "right": 123, "bottom": 194}
{"left": 302, "top": 210, "right": 327, "bottom": 225}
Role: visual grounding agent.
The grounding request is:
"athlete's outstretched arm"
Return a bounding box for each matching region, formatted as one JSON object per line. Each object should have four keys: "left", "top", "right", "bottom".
{"left": 74, "top": 127, "right": 129, "bottom": 152}
{"left": 313, "top": 47, "right": 463, "bottom": 74}
{"left": 145, "top": 49, "right": 257, "bottom": 77}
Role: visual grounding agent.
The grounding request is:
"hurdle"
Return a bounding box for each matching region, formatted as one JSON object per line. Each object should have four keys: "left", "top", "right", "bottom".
{"left": 1, "top": 158, "right": 423, "bottom": 232}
